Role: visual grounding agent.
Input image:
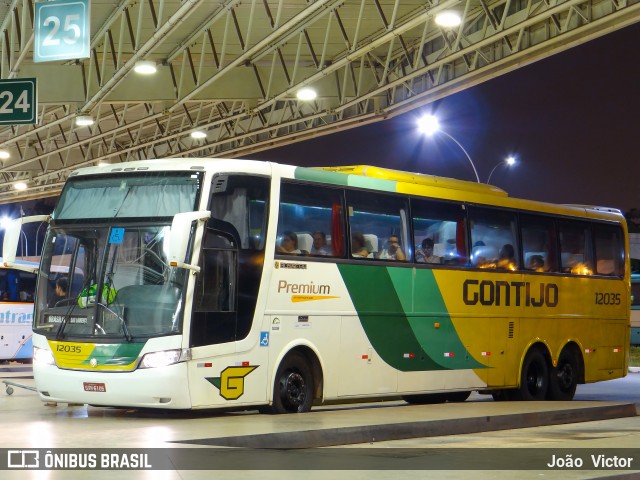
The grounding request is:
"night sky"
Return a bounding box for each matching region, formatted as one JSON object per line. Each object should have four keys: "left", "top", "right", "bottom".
{"left": 251, "top": 21, "right": 640, "bottom": 214}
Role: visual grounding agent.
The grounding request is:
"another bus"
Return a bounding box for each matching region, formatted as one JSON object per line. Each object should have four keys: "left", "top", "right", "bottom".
{"left": 2, "top": 160, "right": 629, "bottom": 411}
{"left": 631, "top": 274, "right": 640, "bottom": 345}
{"left": 0, "top": 259, "right": 38, "bottom": 363}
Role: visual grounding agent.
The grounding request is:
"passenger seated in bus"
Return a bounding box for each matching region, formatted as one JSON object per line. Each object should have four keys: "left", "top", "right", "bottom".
{"left": 497, "top": 244, "right": 517, "bottom": 270}
{"left": 275, "top": 231, "right": 301, "bottom": 255}
{"left": 415, "top": 238, "right": 441, "bottom": 264}
{"left": 351, "top": 232, "right": 369, "bottom": 258}
{"left": 379, "top": 235, "right": 406, "bottom": 261}
{"left": 527, "top": 254, "right": 545, "bottom": 272}
{"left": 311, "top": 231, "right": 331, "bottom": 256}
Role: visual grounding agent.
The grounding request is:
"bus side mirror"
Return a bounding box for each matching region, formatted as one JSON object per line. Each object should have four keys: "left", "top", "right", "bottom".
{"left": 2, "top": 215, "right": 50, "bottom": 269}
{"left": 168, "top": 211, "right": 211, "bottom": 272}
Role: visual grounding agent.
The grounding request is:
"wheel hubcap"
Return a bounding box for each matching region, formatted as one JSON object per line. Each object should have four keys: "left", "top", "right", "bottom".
{"left": 283, "top": 372, "right": 305, "bottom": 406}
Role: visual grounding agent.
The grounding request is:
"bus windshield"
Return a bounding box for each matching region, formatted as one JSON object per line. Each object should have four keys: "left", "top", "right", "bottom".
{"left": 35, "top": 223, "right": 190, "bottom": 340}
{"left": 54, "top": 172, "right": 201, "bottom": 220}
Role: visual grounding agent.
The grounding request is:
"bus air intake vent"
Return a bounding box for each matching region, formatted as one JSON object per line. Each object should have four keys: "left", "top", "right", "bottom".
{"left": 508, "top": 322, "right": 514, "bottom": 338}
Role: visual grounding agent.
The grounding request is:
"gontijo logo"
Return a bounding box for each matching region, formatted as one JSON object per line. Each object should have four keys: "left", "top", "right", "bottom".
{"left": 206, "top": 365, "right": 258, "bottom": 400}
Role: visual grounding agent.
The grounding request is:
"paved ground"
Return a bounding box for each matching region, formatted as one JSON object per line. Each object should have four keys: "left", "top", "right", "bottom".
{"left": 1, "top": 367, "right": 639, "bottom": 480}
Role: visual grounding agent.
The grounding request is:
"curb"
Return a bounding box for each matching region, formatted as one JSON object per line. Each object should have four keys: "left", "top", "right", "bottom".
{"left": 177, "top": 403, "right": 637, "bottom": 448}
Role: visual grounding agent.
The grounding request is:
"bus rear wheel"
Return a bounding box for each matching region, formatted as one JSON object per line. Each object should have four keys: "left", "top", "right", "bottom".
{"left": 547, "top": 348, "right": 578, "bottom": 401}
{"left": 271, "top": 352, "right": 314, "bottom": 414}
{"left": 511, "top": 347, "right": 549, "bottom": 401}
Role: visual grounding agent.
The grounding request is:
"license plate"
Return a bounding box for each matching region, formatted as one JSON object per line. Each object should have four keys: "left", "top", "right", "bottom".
{"left": 83, "top": 382, "right": 106, "bottom": 392}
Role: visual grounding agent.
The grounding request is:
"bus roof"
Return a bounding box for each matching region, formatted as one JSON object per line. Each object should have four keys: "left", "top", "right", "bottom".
{"left": 315, "top": 165, "right": 508, "bottom": 197}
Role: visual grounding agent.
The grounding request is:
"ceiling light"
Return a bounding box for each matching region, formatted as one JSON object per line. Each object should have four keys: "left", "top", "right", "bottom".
{"left": 435, "top": 11, "right": 462, "bottom": 28}
{"left": 0, "top": 150, "right": 10, "bottom": 160}
{"left": 190, "top": 131, "right": 207, "bottom": 139}
{"left": 134, "top": 60, "right": 157, "bottom": 75}
{"left": 296, "top": 87, "right": 317, "bottom": 101}
{"left": 14, "top": 182, "right": 27, "bottom": 191}
{"left": 75, "top": 115, "right": 94, "bottom": 126}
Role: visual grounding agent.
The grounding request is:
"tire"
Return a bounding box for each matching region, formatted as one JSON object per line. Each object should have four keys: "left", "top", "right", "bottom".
{"left": 402, "top": 393, "right": 448, "bottom": 404}
{"left": 547, "top": 348, "right": 579, "bottom": 401}
{"left": 446, "top": 391, "right": 471, "bottom": 402}
{"left": 511, "top": 347, "right": 549, "bottom": 401}
{"left": 271, "top": 352, "right": 314, "bottom": 414}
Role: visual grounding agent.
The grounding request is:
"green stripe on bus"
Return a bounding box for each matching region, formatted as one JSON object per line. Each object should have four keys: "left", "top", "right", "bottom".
{"left": 80, "top": 343, "right": 145, "bottom": 365}
{"left": 338, "top": 264, "right": 484, "bottom": 371}
{"left": 294, "top": 167, "right": 398, "bottom": 192}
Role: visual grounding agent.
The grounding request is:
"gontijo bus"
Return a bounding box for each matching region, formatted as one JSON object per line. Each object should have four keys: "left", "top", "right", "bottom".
{"left": 2, "top": 160, "right": 629, "bottom": 411}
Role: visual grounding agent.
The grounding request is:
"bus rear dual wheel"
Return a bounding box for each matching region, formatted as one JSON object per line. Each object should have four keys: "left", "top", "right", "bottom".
{"left": 492, "top": 347, "right": 578, "bottom": 401}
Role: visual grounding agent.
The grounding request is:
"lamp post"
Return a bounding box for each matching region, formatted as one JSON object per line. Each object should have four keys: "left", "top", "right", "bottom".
{"left": 486, "top": 156, "right": 516, "bottom": 184}
{"left": 417, "top": 115, "right": 480, "bottom": 183}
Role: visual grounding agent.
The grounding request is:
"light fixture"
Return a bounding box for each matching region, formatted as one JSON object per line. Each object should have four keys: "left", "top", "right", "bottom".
{"left": 417, "top": 114, "right": 480, "bottom": 183}
{"left": 75, "top": 115, "right": 94, "bottom": 126}
{"left": 134, "top": 60, "right": 157, "bottom": 75}
{"left": 487, "top": 156, "right": 518, "bottom": 184}
{"left": 190, "top": 130, "right": 207, "bottom": 139}
{"left": 296, "top": 87, "right": 317, "bottom": 101}
{"left": 14, "top": 182, "right": 27, "bottom": 191}
{"left": 0, "top": 150, "right": 10, "bottom": 160}
{"left": 435, "top": 10, "right": 462, "bottom": 28}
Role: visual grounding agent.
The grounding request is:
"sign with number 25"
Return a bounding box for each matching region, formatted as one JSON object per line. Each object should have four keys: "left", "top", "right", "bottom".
{"left": 34, "top": 0, "right": 90, "bottom": 63}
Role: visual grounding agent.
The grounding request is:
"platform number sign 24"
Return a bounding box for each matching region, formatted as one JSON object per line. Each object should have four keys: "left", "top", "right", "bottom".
{"left": 34, "top": 0, "right": 90, "bottom": 63}
{"left": 0, "top": 79, "right": 37, "bottom": 125}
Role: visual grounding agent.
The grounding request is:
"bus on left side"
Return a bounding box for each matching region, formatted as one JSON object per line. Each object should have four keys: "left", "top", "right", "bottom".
{"left": 0, "top": 258, "right": 38, "bottom": 363}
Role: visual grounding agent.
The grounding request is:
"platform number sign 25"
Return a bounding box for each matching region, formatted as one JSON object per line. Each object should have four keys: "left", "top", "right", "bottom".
{"left": 34, "top": 0, "right": 90, "bottom": 63}
{"left": 0, "top": 79, "right": 37, "bottom": 125}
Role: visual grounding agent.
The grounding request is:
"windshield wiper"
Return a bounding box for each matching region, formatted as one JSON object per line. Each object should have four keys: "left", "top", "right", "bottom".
{"left": 98, "top": 303, "right": 132, "bottom": 342}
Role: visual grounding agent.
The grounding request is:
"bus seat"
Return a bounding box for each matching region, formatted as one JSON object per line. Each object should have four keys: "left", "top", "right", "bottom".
{"left": 433, "top": 242, "right": 446, "bottom": 257}
{"left": 296, "top": 232, "right": 313, "bottom": 253}
{"left": 596, "top": 259, "right": 615, "bottom": 275}
{"left": 363, "top": 234, "right": 378, "bottom": 256}
{"left": 471, "top": 245, "right": 497, "bottom": 266}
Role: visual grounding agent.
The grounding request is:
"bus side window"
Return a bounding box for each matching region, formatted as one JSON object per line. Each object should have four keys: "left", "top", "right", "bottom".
{"left": 278, "top": 181, "right": 346, "bottom": 258}
{"left": 468, "top": 207, "right": 519, "bottom": 270}
{"left": 593, "top": 223, "right": 624, "bottom": 276}
{"left": 412, "top": 199, "right": 467, "bottom": 265}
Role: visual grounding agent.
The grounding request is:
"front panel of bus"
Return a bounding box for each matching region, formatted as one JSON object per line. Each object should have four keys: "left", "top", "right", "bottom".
{"left": 31, "top": 171, "right": 202, "bottom": 408}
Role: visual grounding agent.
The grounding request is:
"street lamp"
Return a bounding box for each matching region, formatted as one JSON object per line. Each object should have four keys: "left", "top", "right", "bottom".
{"left": 417, "top": 114, "right": 480, "bottom": 183}
{"left": 486, "top": 156, "right": 517, "bottom": 184}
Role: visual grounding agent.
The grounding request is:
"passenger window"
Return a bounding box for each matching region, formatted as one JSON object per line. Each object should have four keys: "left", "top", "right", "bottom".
{"left": 346, "top": 190, "right": 409, "bottom": 261}
{"left": 559, "top": 221, "right": 592, "bottom": 275}
{"left": 277, "top": 182, "right": 346, "bottom": 257}
{"left": 593, "top": 223, "right": 624, "bottom": 276}
{"left": 520, "top": 214, "right": 558, "bottom": 273}
{"left": 468, "top": 207, "right": 519, "bottom": 270}
{"left": 412, "top": 199, "right": 467, "bottom": 265}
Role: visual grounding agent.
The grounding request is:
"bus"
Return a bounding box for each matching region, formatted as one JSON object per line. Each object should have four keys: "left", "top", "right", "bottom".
{"left": 631, "top": 274, "right": 640, "bottom": 345}
{"left": 0, "top": 258, "right": 38, "bottom": 363}
{"left": 2, "top": 160, "right": 629, "bottom": 411}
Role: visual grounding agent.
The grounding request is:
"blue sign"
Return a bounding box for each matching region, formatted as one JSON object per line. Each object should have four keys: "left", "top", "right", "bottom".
{"left": 0, "top": 78, "right": 37, "bottom": 125}
{"left": 34, "top": 0, "right": 90, "bottom": 62}
{"left": 109, "top": 228, "right": 125, "bottom": 245}
{"left": 260, "top": 332, "right": 270, "bottom": 347}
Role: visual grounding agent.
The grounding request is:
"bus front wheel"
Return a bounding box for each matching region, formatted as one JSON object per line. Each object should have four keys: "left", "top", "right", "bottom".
{"left": 271, "top": 352, "right": 314, "bottom": 414}
{"left": 512, "top": 347, "right": 549, "bottom": 401}
{"left": 547, "top": 348, "right": 579, "bottom": 401}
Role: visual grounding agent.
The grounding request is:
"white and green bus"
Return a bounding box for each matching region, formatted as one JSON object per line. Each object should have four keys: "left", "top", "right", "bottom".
{"left": 3, "top": 160, "right": 629, "bottom": 411}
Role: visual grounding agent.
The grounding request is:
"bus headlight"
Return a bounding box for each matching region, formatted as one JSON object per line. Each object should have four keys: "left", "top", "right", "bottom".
{"left": 139, "top": 349, "right": 190, "bottom": 369}
{"left": 33, "top": 347, "right": 56, "bottom": 366}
